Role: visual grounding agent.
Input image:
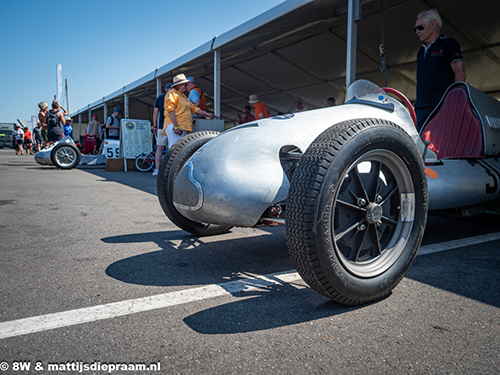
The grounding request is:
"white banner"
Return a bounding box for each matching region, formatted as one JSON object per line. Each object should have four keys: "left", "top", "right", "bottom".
{"left": 56, "top": 64, "right": 62, "bottom": 103}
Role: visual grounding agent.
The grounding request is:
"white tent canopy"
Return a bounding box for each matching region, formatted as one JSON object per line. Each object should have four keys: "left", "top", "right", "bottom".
{"left": 71, "top": 0, "right": 500, "bottom": 129}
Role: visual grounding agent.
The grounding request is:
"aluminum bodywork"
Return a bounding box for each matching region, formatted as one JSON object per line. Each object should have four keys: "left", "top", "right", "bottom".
{"left": 34, "top": 137, "right": 78, "bottom": 166}
{"left": 35, "top": 138, "right": 118, "bottom": 166}
{"left": 172, "top": 79, "right": 500, "bottom": 228}
{"left": 173, "top": 81, "right": 434, "bottom": 227}
{"left": 426, "top": 159, "right": 500, "bottom": 211}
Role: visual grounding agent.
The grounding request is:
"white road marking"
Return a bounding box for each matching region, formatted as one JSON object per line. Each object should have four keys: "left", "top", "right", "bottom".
{"left": 417, "top": 231, "right": 500, "bottom": 256}
{"left": 1, "top": 232, "right": 499, "bottom": 340}
{"left": 0, "top": 271, "right": 301, "bottom": 340}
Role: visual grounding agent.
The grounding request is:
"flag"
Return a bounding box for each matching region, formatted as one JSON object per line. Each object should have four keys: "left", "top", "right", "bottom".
{"left": 56, "top": 64, "right": 62, "bottom": 103}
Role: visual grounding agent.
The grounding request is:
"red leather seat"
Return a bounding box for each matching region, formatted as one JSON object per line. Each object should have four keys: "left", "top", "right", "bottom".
{"left": 83, "top": 134, "right": 97, "bottom": 154}
{"left": 420, "top": 86, "right": 483, "bottom": 159}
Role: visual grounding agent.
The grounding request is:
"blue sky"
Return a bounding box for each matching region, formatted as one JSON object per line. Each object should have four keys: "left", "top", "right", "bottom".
{"left": 0, "top": 0, "right": 285, "bottom": 126}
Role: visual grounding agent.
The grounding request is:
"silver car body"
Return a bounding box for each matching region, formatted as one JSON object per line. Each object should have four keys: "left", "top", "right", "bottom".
{"left": 34, "top": 137, "right": 78, "bottom": 165}
{"left": 173, "top": 79, "right": 500, "bottom": 228}
{"left": 173, "top": 81, "right": 436, "bottom": 227}
{"left": 35, "top": 137, "right": 118, "bottom": 167}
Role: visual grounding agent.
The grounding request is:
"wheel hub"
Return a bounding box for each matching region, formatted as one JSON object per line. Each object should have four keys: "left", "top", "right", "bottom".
{"left": 365, "top": 202, "right": 383, "bottom": 224}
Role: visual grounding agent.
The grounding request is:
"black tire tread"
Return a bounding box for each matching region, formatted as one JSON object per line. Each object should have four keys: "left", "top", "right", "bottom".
{"left": 51, "top": 143, "right": 81, "bottom": 169}
{"left": 286, "top": 118, "right": 425, "bottom": 305}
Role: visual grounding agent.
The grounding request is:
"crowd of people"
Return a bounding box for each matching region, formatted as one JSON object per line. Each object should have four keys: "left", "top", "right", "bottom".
{"left": 34, "top": 100, "right": 71, "bottom": 151}
{"left": 11, "top": 124, "right": 37, "bottom": 155}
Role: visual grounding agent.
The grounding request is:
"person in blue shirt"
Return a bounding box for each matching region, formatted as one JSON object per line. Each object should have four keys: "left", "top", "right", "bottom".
{"left": 64, "top": 117, "right": 73, "bottom": 139}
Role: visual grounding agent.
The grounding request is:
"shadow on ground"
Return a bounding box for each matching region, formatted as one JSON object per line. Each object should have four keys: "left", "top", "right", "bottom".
{"left": 104, "top": 226, "right": 293, "bottom": 288}
{"left": 103, "top": 214, "right": 500, "bottom": 334}
{"left": 79, "top": 166, "right": 157, "bottom": 195}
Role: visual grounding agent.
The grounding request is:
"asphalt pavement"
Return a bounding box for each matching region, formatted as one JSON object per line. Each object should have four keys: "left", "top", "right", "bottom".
{"left": 0, "top": 148, "right": 499, "bottom": 375}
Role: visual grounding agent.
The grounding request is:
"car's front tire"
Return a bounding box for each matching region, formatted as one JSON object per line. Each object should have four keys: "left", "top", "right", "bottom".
{"left": 50, "top": 142, "right": 81, "bottom": 169}
{"left": 157, "top": 131, "right": 233, "bottom": 236}
{"left": 286, "top": 118, "right": 428, "bottom": 305}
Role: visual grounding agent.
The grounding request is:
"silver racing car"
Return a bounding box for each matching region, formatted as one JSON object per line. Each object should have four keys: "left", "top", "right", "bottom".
{"left": 35, "top": 137, "right": 120, "bottom": 169}
{"left": 157, "top": 79, "right": 500, "bottom": 306}
{"left": 34, "top": 137, "right": 82, "bottom": 169}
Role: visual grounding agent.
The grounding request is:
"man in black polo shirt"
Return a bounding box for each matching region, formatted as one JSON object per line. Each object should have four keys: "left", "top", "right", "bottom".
{"left": 414, "top": 9, "right": 466, "bottom": 132}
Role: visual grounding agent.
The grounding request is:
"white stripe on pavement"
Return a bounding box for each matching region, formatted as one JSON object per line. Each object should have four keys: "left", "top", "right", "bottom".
{"left": 417, "top": 231, "right": 500, "bottom": 256}
{"left": 0, "top": 271, "right": 301, "bottom": 340}
{"left": 1, "top": 232, "right": 499, "bottom": 339}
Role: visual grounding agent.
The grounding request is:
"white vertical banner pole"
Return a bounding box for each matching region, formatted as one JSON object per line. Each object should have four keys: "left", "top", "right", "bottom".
{"left": 56, "top": 64, "right": 63, "bottom": 103}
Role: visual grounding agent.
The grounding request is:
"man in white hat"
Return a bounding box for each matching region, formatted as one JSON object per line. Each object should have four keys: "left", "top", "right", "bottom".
{"left": 248, "top": 94, "right": 270, "bottom": 119}
{"left": 162, "top": 74, "right": 215, "bottom": 151}
{"left": 292, "top": 97, "right": 309, "bottom": 112}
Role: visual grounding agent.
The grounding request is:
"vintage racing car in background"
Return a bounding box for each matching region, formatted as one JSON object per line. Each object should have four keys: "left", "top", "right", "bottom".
{"left": 34, "top": 137, "right": 120, "bottom": 169}
{"left": 158, "top": 79, "right": 500, "bottom": 306}
{"left": 34, "top": 137, "right": 82, "bottom": 169}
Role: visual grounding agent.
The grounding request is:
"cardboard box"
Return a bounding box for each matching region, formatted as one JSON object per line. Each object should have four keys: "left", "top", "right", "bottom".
{"left": 105, "top": 158, "right": 138, "bottom": 172}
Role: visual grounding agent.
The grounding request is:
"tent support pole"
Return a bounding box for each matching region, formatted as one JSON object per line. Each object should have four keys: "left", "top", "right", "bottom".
{"left": 346, "top": 0, "right": 361, "bottom": 88}
{"left": 124, "top": 93, "right": 129, "bottom": 119}
{"left": 214, "top": 48, "right": 221, "bottom": 117}
{"left": 156, "top": 78, "right": 161, "bottom": 98}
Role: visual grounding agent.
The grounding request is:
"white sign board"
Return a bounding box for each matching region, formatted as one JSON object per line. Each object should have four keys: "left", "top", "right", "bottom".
{"left": 120, "top": 119, "right": 152, "bottom": 159}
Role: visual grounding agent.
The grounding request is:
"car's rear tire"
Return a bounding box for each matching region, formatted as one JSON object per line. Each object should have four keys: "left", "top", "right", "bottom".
{"left": 157, "top": 131, "right": 233, "bottom": 236}
{"left": 50, "top": 143, "right": 81, "bottom": 169}
{"left": 286, "top": 118, "right": 428, "bottom": 305}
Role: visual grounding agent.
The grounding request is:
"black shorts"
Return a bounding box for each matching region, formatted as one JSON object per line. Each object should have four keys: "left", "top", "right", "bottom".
{"left": 47, "top": 126, "right": 64, "bottom": 142}
{"left": 24, "top": 139, "right": 32, "bottom": 144}
{"left": 15, "top": 139, "right": 24, "bottom": 147}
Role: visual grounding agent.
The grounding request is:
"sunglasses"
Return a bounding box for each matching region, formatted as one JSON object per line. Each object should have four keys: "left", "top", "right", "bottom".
{"left": 413, "top": 24, "right": 425, "bottom": 33}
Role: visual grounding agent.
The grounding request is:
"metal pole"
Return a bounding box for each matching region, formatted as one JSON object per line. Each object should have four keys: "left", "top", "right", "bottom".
{"left": 65, "top": 79, "right": 69, "bottom": 113}
{"left": 122, "top": 93, "right": 129, "bottom": 169}
{"left": 346, "top": 0, "right": 360, "bottom": 88}
{"left": 379, "top": 0, "right": 387, "bottom": 87}
{"left": 124, "top": 93, "right": 129, "bottom": 119}
{"left": 156, "top": 77, "right": 161, "bottom": 98}
{"left": 213, "top": 48, "right": 221, "bottom": 117}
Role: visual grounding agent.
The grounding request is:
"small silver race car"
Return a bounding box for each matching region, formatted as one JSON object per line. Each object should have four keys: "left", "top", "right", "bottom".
{"left": 157, "top": 79, "right": 500, "bottom": 306}
{"left": 35, "top": 137, "right": 120, "bottom": 169}
{"left": 34, "top": 137, "right": 82, "bottom": 169}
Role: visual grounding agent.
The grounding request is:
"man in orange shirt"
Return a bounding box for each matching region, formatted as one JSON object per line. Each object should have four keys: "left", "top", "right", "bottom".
{"left": 248, "top": 94, "right": 270, "bottom": 119}
{"left": 186, "top": 77, "right": 206, "bottom": 110}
